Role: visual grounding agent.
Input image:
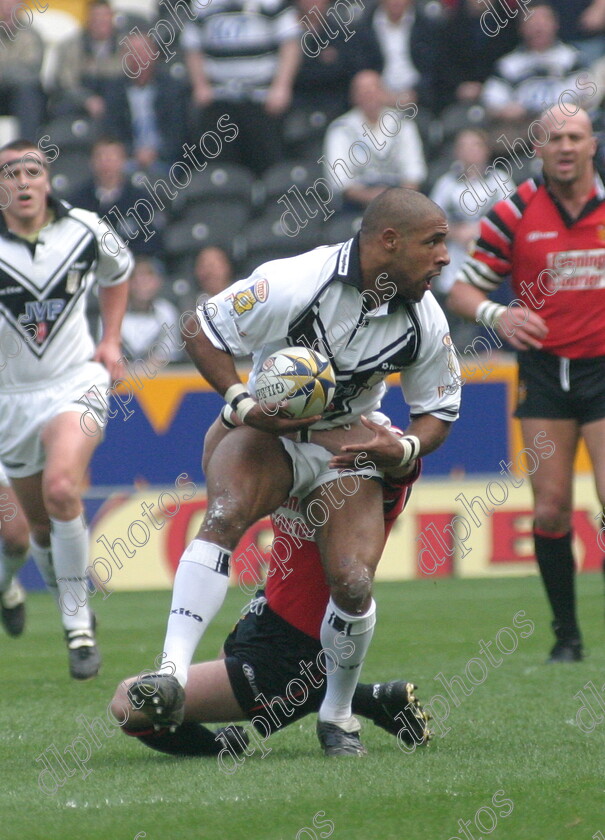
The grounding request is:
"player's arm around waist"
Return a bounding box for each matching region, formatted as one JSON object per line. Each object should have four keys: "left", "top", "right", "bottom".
{"left": 327, "top": 413, "right": 452, "bottom": 471}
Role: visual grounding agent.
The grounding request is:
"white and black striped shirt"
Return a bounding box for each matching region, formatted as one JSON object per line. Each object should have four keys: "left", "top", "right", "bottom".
{"left": 200, "top": 235, "right": 461, "bottom": 427}
{"left": 181, "top": 0, "right": 300, "bottom": 101}
{"left": 0, "top": 198, "right": 133, "bottom": 390}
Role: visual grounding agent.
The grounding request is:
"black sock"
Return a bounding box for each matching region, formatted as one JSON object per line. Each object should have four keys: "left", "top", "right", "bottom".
{"left": 137, "top": 722, "right": 224, "bottom": 757}
{"left": 534, "top": 529, "right": 580, "bottom": 638}
{"left": 351, "top": 683, "right": 379, "bottom": 720}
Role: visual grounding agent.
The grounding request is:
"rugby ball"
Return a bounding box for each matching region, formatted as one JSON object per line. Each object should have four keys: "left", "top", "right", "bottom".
{"left": 254, "top": 347, "right": 336, "bottom": 419}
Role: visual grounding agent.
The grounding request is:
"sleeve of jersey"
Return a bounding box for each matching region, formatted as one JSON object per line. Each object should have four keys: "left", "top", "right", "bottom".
{"left": 199, "top": 270, "right": 315, "bottom": 356}
{"left": 274, "top": 4, "right": 302, "bottom": 40}
{"left": 454, "top": 183, "right": 535, "bottom": 292}
{"left": 400, "top": 298, "right": 461, "bottom": 422}
{"left": 69, "top": 208, "right": 134, "bottom": 287}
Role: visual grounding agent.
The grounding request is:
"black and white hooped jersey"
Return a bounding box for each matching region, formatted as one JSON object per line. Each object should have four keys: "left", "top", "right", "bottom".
{"left": 0, "top": 198, "right": 133, "bottom": 391}
{"left": 200, "top": 235, "right": 461, "bottom": 428}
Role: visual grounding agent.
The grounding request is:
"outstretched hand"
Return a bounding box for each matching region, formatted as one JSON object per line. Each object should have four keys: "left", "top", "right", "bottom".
{"left": 328, "top": 416, "right": 407, "bottom": 470}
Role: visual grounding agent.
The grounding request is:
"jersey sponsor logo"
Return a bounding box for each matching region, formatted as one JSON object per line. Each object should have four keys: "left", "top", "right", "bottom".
{"left": 228, "top": 279, "right": 269, "bottom": 316}
{"left": 0, "top": 285, "right": 22, "bottom": 296}
{"left": 337, "top": 239, "right": 352, "bottom": 276}
{"left": 526, "top": 231, "right": 558, "bottom": 241}
{"left": 24, "top": 299, "right": 66, "bottom": 323}
{"left": 547, "top": 249, "right": 605, "bottom": 290}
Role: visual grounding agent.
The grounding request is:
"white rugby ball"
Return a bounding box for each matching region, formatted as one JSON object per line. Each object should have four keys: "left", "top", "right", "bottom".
{"left": 254, "top": 347, "right": 336, "bottom": 419}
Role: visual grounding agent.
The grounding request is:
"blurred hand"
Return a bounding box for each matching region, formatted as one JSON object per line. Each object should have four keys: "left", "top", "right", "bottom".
{"left": 495, "top": 305, "right": 548, "bottom": 351}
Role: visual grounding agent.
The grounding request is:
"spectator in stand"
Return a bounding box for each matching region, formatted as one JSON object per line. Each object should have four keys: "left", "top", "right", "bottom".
{"left": 323, "top": 70, "right": 427, "bottom": 212}
{"left": 191, "top": 246, "right": 232, "bottom": 303}
{"left": 549, "top": 0, "right": 605, "bottom": 65}
{"left": 0, "top": 0, "right": 45, "bottom": 138}
{"left": 292, "top": 0, "right": 382, "bottom": 120}
{"left": 51, "top": 0, "right": 124, "bottom": 121}
{"left": 432, "top": 0, "right": 519, "bottom": 114}
{"left": 430, "top": 128, "right": 506, "bottom": 348}
{"left": 482, "top": 3, "right": 589, "bottom": 142}
{"left": 180, "top": 0, "right": 301, "bottom": 176}
{"left": 67, "top": 136, "right": 164, "bottom": 256}
{"left": 361, "top": 0, "right": 443, "bottom": 111}
{"left": 103, "top": 33, "right": 189, "bottom": 174}
{"left": 120, "top": 258, "right": 183, "bottom": 365}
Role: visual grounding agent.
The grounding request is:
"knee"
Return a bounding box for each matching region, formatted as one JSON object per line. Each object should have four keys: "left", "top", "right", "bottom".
{"left": 200, "top": 494, "right": 249, "bottom": 547}
{"left": 43, "top": 473, "right": 81, "bottom": 518}
{"left": 534, "top": 497, "right": 572, "bottom": 534}
{"left": 328, "top": 563, "right": 374, "bottom": 615}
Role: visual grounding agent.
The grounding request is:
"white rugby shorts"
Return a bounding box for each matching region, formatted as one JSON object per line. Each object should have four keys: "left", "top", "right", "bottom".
{"left": 0, "top": 361, "right": 110, "bottom": 478}
{"left": 280, "top": 411, "right": 391, "bottom": 499}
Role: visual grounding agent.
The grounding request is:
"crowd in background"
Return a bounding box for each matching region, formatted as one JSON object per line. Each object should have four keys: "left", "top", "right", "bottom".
{"left": 2, "top": 0, "right": 604, "bottom": 357}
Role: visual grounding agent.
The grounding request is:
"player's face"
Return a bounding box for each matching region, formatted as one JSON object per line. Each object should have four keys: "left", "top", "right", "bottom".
{"left": 538, "top": 111, "right": 596, "bottom": 186}
{"left": 0, "top": 148, "right": 51, "bottom": 233}
{"left": 387, "top": 214, "right": 450, "bottom": 303}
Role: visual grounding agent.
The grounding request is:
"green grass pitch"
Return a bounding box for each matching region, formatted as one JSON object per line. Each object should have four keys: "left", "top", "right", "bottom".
{"left": 2, "top": 574, "right": 604, "bottom": 840}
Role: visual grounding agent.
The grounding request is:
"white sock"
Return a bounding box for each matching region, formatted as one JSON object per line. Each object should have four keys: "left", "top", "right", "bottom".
{"left": 0, "top": 541, "right": 28, "bottom": 591}
{"left": 161, "top": 540, "right": 231, "bottom": 687}
{"left": 29, "top": 537, "right": 61, "bottom": 608}
{"left": 50, "top": 515, "right": 92, "bottom": 632}
{"left": 319, "top": 597, "right": 376, "bottom": 724}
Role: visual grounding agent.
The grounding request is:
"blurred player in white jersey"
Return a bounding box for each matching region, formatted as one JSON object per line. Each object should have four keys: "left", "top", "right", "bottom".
{"left": 0, "top": 139, "right": 133, "bottom": 679}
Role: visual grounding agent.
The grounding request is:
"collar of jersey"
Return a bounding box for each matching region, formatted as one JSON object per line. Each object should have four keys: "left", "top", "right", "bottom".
{"left": 538, "top": 171, "right": 605, "bottom": 227}
{"left": 0, "top": 194, "right": 71, "bottom": 239}
{"left": 334, "top": 232, "right": 408, "bottom": 313}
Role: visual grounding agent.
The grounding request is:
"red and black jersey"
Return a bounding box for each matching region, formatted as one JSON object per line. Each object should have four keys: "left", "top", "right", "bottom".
{"left": 263, "top": 463, "right": 421, "bottom": 640}
{"left": 457, "top": 175, "right": 605, "bottom": 358}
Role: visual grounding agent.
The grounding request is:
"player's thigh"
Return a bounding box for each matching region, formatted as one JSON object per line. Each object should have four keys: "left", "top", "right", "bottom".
{"left": 41, "top": 411, "right": 101, "bottom": 489}
{"left": 307, "top": 476, "right": 385, "bottom": 586}
{"left": 182, "top": 660, "right": 245, "bottom": 723}
{"left": 580, "top": 416, "right": 605, "bottom": 507}
{"left": 202, "top": 426, "right": 293, "bottom": 538}
{"left": 202, "top": 415, "right": 230, "bottom": 474}
{"left": 520, "top": 417, "right": 579, "bottom": 527}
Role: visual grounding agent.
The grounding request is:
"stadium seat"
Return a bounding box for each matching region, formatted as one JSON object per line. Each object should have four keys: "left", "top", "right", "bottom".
{"left": 170, "top": 163, "right": 259, "bottom": 215}
{"left": 164, "top": 215, "right": 238, "bottom": 259}
{"left": 323, "top": 213, "right": 363, "bottom": 245}
{"left": 238, "top": 213, "right": 325, "bottom": 276}
{"left": 177, "top": 199, "right": 251, "bottom": 234}
{"left": 282, "top": 108, "right": 332, "bottom": 160}
{"left": 260, "top": 160, "right": 325, "bottom": 208}
{"left": 440, "top": 102, "right": 488, "bottom": 142}
{"left": 40, "top": 115, "right": 99, "bottom": 153}
{"left": 50, "top": 150, "right": 92, "bottom": 197}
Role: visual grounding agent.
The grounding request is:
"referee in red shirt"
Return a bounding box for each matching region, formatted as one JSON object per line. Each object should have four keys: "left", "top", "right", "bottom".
{"left": 448, "top": 105, "right": 605, "bottom": 663}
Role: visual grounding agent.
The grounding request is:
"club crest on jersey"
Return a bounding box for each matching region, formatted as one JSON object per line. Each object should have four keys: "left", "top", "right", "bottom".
{"left": 228, "top": 278, "right": 269, "bottom": 316}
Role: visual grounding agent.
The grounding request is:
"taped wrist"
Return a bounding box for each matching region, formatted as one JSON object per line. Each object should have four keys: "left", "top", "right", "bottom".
{"left": 397, "top": 434, "right": 420, "bottom": 467}
{"left": 224, "top": 383, "right": 255, "bottom": 423}
{"left": 476, "top": 300, "right": 506, "bottom": 329}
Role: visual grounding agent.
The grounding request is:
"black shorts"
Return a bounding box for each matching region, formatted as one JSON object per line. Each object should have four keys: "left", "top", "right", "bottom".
{"left": 514, "top": 349, "right": 605, "bottom": 424}
{"left": 224, "top": 598, "right": 326, "bottom": 734}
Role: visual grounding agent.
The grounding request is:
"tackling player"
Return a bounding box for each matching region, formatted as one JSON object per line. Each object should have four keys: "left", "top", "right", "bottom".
{"left": 111, "top": 443, "right": 430, "bottom": 757}
{"left": 448, "top": 106, "right": 605, "bottom": 663}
